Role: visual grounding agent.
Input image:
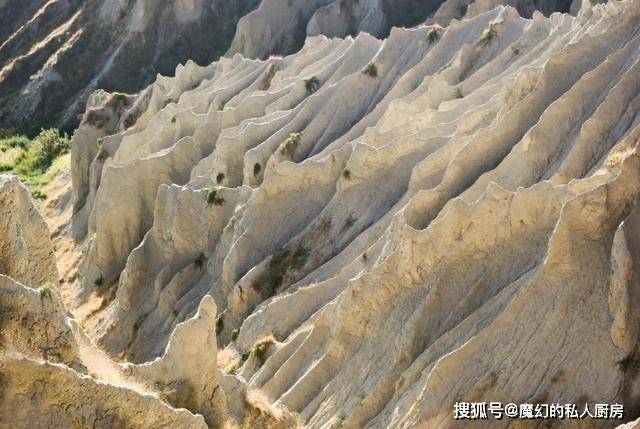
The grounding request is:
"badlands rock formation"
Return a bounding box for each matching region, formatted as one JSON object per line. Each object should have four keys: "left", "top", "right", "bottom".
{"left": 45, "top": 0, "right": 640, "bottom": 427}
{"left": 0, "top": 0, "right": 580, "bottom": 134}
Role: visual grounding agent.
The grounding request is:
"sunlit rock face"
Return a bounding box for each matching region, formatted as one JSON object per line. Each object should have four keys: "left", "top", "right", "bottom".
{"left": 59, "top": 0, "right": 640, "bottom": 427}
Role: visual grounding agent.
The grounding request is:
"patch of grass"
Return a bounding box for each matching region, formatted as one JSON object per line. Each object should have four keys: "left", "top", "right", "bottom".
{"left": 426, "top": 27, "right": 440, "bottom": 44}
{"left": 39, "top": 282, "right": 57, "bottom": 299}
{"left": 304, "top": 76, "right": 320, "bottom": 94}
{"left": 0, "top": 129, "right": 70, "bottom": 199}
{"left": 279, "top": 132, "right": 302, "bottom": 159}
{"left": 171, "top": 116, "right": 176, "bottom": 124}
{"left": 0, "top": 135, "right": 29, "bottom": 149}
{"left": 241, "top": 335, "right": 276, "bottom": 367}
{"left": 253, "top": 162, "right": 262, "bottom": 177}
{"left": 480, "top": 27, "right": 496, "bottom": 46}
{"left": 342, "top": 169, "right": 351, "bottom": 179}
{"left": 194, "top": 253, "right": 206, "bottom": 268}
{"left": 207, "top": 187, "right": 225, "bottom": 206}
{"left": 216, "top": 172, "right": 225, "bottom": 184}
{"left": 363, "top": 62, "right": 378, "bottom": 78}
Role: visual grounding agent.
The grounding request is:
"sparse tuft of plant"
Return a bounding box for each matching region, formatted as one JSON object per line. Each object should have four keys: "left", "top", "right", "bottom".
{"left": 216, "top": 172, "right": 225, "bottom": 184}
{"left": 279, "top": 132, "right": 302, "bottom": 159}
{"left": 253, "top": 162, "right": 262, "bottom": 177}
{"left": 617, "top": 354, "right": 640, "bottom": 374}
{"left": 426, "top": 27, "right": 440, "bottom": 44}
{"left": 39, "top": 282, "right": 56, "bottom": 299}
{"left": 480, "top": 27, "right": 497, "bottom": 46}
{"left": 194, "top": 253, "right": 206, "bottom": 268}
{"left": 342, "top": 169, "right": 351, "bottom": 179}
{"left": 363, "top": 62, "right": 378, "bottom": 77}
{"left": 252, "top": 246, "right": 309, "bottom": 294}
{"left": 94, "top": 275, "right": 104, "bottom": 287}
{"left": 454, "top": 87, "right": 463, "bottom": 99}
{"left": 333, "top": 414, "right": 347, "bottom": 428}
{"left": 215, "top": 314, "right": 224, "bottom": 335}
{"left": 207, "top": 187, "right": 225, "bottom": 206}
{"left": 304, "top": 76, "right": 320, "bottom": 93}
{"left": 231, "top": 329, "right": 239, "bottom": 342}
{"left": 343, "top": 214, "right": 356, "bottom": 231}
{"left": 511, "top": 44, "right": 521, "bottom": 55}
{"left": 8, "top": 129, "right": 70, "bottom": 176}
{"left": 242, "top": 335, "right": 276, "bottom": 367}
{"left": 171, "top": 116, "right": 176, "bottom": 124}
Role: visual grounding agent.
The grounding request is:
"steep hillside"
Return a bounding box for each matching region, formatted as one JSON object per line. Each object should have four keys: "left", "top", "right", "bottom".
{"left": 0, "top": 0, "right": 261, "bottom": 135}
{"left": 24, "top": 0, "right": 638, "bottom": 427}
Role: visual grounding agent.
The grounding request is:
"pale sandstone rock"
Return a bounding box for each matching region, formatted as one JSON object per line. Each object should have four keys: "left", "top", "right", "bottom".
{"left": 0, "top": 175, "right": 58, "bottom": 287}
{"left": 6, "top": 0, "right": 640, "bottom": 427}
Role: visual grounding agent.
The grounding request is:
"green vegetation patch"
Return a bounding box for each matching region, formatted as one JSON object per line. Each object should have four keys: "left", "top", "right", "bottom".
{"left": 252, "top": 246, "right": 309, "bottom": 295}
{"left": 363, "top": 62, "right": 378, "bottom": 78}
{"left": 304, "top": 76, "right": 320, "bottom": 93}
{"left": 0, "top": 128, "right": 70, "bottom": 199}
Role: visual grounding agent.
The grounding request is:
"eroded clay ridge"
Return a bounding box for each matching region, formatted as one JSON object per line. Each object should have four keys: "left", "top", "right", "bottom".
{"left": 0, "top": 0, "right": 577, "bottom": 134}
{"left": 23, "top": 0, "right": 640, "bottom": 427}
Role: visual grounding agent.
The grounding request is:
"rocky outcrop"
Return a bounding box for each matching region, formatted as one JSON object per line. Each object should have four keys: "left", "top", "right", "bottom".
{"left": 228, "top": 0, "right": 445, "bottom": 59}
{"left": 58, "top": 0, "right": 640, "bottom": 427}
{"left": 0, "top": 166, "right": 286, "bottom": 428}
{"left": 0, "top": 175, "right": 58, "bottom": 287}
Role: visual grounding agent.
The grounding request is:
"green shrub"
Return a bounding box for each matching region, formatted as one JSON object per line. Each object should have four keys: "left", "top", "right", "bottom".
{"left": 243, "top": 335, "right": 276, "bottom": 367}
{"left": 39, "top": 282, "right": 56, "bottom": 299}
{"left": 342, "top": 169, "right": 351, "bottom": 179}
{"left": 207, "top": 187, "right": 225, "bottom": 206}
{"left": 13, "top": 129, "right": 70, "bottom": 176}
{"left": 31, "top": 188, "right": 47, "bottom": 200}
{"left": 480, "top": 27, "right": 496, "bottom": 46}
{"left": 215, "top": 314, "right": 224, "bottom": 335}
{"left": 344, "top": 215, "right": 356, "bottom": 229}
{"left": 94, "top": 275, "right": 104, "bottom": 287}
{"left": 363, "top": 63, "right": 378, "bottom": 77}
{"left": 1, "top": 135, "right": 29, "bottom": 149}
{"left": 231, "top": 329, "right": 239, "bottom": 342}
{"left": 304, "top": 76, "right": 320, "bottom": 93}
{"left": 253, "top": 246, "right": 309, "bottom": 294}
{"left": 253, "top": 162, "right": 262, "bottom": 177}
{"left": 426, "top": 27, "right": 440, "bottom": 44}
{"left": 194, "top": 253, "right": 206, "bottom": 268}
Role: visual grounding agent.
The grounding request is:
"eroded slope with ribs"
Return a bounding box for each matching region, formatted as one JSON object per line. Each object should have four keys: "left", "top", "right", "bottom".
{"left": 65, "top": 1, "right": 640, "bottom": 427}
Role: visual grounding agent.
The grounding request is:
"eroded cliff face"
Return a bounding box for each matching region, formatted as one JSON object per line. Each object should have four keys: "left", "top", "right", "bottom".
{"left": 47, "top": 0, "right": 640, "bottom": 427}
{"left": 0, "top": 0, "right": 580, "bottom": 136}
